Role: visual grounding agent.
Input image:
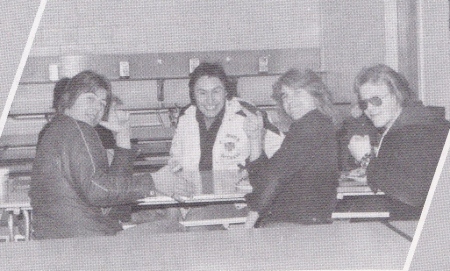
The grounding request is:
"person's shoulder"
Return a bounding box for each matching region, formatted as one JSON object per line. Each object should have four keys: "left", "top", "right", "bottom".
{"left": 46, "top": 114, "right": 75, "bottom": 131}
{"left": 304, "top": 109, "right": 333, "bottom": 126}
{"left": 177, "top": 104, "right": 196, "bottom": 120}
{"left": 174, "top": 104, "right": 198, "bottom": 132}
{"left": 52, "top": 115, "right": 99, "bottom": 140}
{"left": 235, "top": 97, "right": 256, "bottom": 109}
{"left": 232, "top": 97, "right": 266, "bottom": 119}
{"left": 38, "top": 115, "right": 84, "bottom": 145}
{"left": 289, "top": 110, "right": 333, "bottom": 136}
{"left": 233, "top": 97, "right": 282, "bottom": 135}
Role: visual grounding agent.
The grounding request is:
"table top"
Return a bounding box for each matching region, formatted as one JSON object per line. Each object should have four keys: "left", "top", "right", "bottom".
{"left": 337, "top": 172, "right": 385, "bottom": 197}
{"left": 0, "top": 220, "right": 415, "bottom": 270}
{"left": 0, "top": 170, "right": 384, "bottom": 209}
{"left": 138, "top": 193, "right": 247, "bottom": 205}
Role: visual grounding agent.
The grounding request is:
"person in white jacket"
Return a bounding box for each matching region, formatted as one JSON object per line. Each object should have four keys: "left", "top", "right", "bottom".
{"left": 154, "top": 62, "right": 284, "bottom": 229}
{"left": 170, "top": 63, "right": 283, "bottom": 173}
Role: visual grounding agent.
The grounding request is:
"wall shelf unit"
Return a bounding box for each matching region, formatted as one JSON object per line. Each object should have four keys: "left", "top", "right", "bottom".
{"left": 3, "top": 48, "right": 356, "bottom": 177}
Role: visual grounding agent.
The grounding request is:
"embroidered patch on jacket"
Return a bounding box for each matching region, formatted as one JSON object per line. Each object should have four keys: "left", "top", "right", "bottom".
{"left": 220, "top": 134, "right": 241, "bottom": 159}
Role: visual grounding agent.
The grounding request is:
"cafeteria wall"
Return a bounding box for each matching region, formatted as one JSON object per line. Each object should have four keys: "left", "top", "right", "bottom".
{"left": 416, "top": 0, "right": 450, "bottom": 119}
{"left": 2, "top": 1, "right": 450, "bottom": 117}
{"left": 32, "top": 0, "right": 322, "bottom": 55}
{"left": 0, "top": 1, "right": 40, "bottom": 123}
{"left": 0, "top": 1, "right": 450, "bottom": 268}
{"left": 29, "top": 0, "right": 385, "bottom": 104}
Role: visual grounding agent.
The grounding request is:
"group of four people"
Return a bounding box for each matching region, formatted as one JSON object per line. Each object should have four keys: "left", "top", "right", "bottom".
{"left": 29, "top": 62, "right": 449, "bottom": 239}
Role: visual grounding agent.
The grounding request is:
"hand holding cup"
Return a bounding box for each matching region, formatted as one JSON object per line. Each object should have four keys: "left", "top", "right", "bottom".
{"left": 348, "top": 134, "right": 372, "bottom": 162}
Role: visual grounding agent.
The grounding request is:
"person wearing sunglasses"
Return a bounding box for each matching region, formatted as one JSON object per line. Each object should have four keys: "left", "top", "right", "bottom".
{"left": 349, "top": 64, "right": 450, "bottom": 220}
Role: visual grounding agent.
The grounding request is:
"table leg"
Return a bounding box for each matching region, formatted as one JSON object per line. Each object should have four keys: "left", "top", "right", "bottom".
{"left": 7, "top": 211, "right": 13, "bottom": 242}
{"left": 23, "top": 209, "right": 30, "bottom": 241}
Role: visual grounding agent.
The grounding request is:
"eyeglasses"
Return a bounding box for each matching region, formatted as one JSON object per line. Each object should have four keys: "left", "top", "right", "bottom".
{"left": 358, "top": 93, "right": 390, "bottom": 110}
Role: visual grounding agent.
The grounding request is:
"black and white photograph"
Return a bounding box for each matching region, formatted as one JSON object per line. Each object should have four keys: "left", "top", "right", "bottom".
{"left": 0, "top": 1, "right": 450, "bottom": 270}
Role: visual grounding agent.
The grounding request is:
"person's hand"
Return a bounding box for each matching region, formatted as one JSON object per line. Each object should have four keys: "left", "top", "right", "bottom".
{"left": 350, "top": 103, "right": 363, "bottom": 118}
{"left": 99, "top": 109, "right": 130, "bottom": 133}
{"left": 171, "top": 171, "right": 196, "bottom": 199}
{"left": 348, "top": 135, "right": 371, "bottom": 162}
{"left": 245, "top": 211, "right": 260, "bottom": 229}
{"left": 242, "top": 107, "right": 265, "bottom": 161}
{"left": 100, "top": 109, "right": 131, "bottom": 149}
{"left": 242, "top": 107, "right": 264, "bottom": 139}
{"left": 150, "top": 168, "right": 195, "bottom": 199}
{"left": 238, "top": 168, "right": 249, "bottom": 183}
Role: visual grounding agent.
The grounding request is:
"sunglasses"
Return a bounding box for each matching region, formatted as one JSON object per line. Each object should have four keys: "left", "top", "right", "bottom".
{"left": 358, "top": 93, "right": 390, "bottom": 110}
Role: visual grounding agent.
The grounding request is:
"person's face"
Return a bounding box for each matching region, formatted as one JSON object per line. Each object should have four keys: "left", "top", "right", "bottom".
{"left": 280, "top": 85, "right": 316, "bottom": 120}
{"left": 65, "top": 89, "right": 107, "bottom": 126}
{"left": 194, "top": 76, "right": 227, "bottom": 118}
{"left": 359, "top": 82, "right": 401, "bottom": 128}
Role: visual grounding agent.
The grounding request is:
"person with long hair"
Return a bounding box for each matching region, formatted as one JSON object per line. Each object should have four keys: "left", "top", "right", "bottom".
{"left": 243, "top": 69, "right": 340, "bottom": 228}
{"left": 350, "top": 64, "right": 450, "bottom": 219}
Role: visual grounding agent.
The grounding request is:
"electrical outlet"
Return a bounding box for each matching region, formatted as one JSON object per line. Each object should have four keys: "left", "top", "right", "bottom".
{"left": 119, "top": 61, "right": 130, "bottom": 79}
{"left": 258, "top": 56, "right": 269, "bottom": 73}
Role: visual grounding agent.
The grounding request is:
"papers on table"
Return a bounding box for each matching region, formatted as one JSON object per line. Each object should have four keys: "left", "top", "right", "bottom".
{"left": 340, "top": 168, "right": 368, "bottom": 184}
{"left": 144, "top": 167, "right": 252, "bottom": 204}
{"left": 337, "top": 168, "right": 384, "bottom": 199}
{"left": 137, "top": 193, "right": 247, "bottom": 205}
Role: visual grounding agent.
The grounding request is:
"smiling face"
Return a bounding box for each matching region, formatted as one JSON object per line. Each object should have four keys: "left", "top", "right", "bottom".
{"left": 359, "top": 82, "right": 402, "bottom": 128}
{"left": 64, "top": 89, "right": 107, "bottom": 126}
{"left": 280, "top": 85, "right": 316, "bottom": 120}
{"left": 194, "top": 76, "right": 227, "bottom": 118}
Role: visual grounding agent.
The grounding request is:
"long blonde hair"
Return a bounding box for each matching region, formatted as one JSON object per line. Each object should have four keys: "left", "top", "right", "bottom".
{"left": 272, "top": 69, "right": 338, "bottom": 124}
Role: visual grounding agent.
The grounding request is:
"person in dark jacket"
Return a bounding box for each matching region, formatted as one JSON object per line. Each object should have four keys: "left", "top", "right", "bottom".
{"left": 243, "top": 69, "right": 339, "bottom": 228}
{"left": 36, "top": 77, "right": 71, "bottom": 146}
{"left": 350, "top": 64, "right": 450, "bottom": 220}
{"left": 29, "top": 70, "right": 176, "bottom": 239}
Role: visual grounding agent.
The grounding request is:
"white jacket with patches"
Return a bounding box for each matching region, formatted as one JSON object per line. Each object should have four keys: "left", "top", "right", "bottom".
{"left": 170, "top": 97, "right": 285, "bottom": 171}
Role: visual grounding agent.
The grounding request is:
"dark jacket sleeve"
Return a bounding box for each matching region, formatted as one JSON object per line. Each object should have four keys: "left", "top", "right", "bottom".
{"left": 245, "top": 116, "right": 331, "bottom": 215}
{"left": 66, "top": 122, "right": 154, "bottom": 207}
{"left": 367, "top": 124, "right": 448, "bottom": 207}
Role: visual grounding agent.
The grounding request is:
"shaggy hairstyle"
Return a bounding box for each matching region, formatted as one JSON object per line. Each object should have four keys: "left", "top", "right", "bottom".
{"left": 272, "top": 68, "right": 338, "bottom": 124}
{"left": 52, "top": 77, "right": 71, "bottom": 109}
{"left": 57, "top": 70, "right": 112, "bottom": 114}
{"left": 353, "top": 64, "right": 416, "bottom": 107}
{"left": 188, "top": 62, "right": 235, "bottom": 105}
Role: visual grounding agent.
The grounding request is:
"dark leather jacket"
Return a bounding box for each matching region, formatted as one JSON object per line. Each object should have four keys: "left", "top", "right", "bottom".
{"left": 367, "top": 104, "right": 450, "bottom": 219}
{"left": 30, "top": 114, "right": 154, "bottom": 239}
{"left": 246, "top": 109, "right": 339, "bottom": 224}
